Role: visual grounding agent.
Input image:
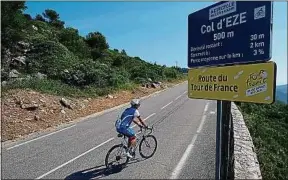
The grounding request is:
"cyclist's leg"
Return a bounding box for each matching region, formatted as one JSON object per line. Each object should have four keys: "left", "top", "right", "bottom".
{"left": 126, "top": 128, "right": 136, "bottom": 148}
{"left": 118, "top": 127, "right": 135, "bottom": 157}
{"left": 120, "top": 127, "right": 136, "bottom": 148}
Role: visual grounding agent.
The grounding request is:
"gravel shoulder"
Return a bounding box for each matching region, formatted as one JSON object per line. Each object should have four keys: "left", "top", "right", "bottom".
{"left": 1, "top": 80, "right": 185, "bottom": 142}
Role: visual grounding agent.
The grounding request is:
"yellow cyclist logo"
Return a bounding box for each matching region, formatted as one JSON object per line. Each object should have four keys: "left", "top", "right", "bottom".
{"left": 245, "top": 69, "right": 268, "bottom": 97}
{"left": 246, "top": 69, "right": 268, "bottom": 87}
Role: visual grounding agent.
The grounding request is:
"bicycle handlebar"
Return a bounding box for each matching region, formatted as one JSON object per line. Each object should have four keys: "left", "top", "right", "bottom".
{"left": 138, "top": 126, "right": 153, "bottom": 135}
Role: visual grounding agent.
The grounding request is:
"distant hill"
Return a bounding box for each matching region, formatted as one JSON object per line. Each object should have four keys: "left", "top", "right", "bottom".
{"left": 276, "top": 84, "right": 287, "bottom": 104}
{"left": 180, "top": 68, "right": 188, "bottom": 73}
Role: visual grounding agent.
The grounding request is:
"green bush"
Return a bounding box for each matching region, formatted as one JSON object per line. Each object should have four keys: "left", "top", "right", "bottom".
{"left": 238, "top": 102, "right": 288, "bottom": 180}
{"left": 109, "top": 69, "right": 130, "bottom": 88}
{"left": 58, "top": 27, "right": 91, "bottom": 59}
{"left": 2, "top": 77, "right": 114, "bottom": 98}
{"left": 23, "top": 20, "right": 59, "bottom": 42}
{"left": 163, "top": 68, "right": 178, "bottom": 79}
{"left": 61, "top": 59, "right": 111, "bottom": 87}
{"left": 129, "top": 65, "right": 150, "bottom": 80}
{"left": 97, "top": 51, "right": 115, "bottom": 66}
{"left": 1, "top": 1, "right": 28, "bottom": 47}
{"left": 112, "top": 54, "right": 126, "bottom": 67}
{"left": 134, "top": 77, "right": 147, "bottom": 84}
{"left": 85, "top": 31, "right": 109, "bottom": 50}
{"left": 26, "top": 40, "right": 78, "bottom": 78}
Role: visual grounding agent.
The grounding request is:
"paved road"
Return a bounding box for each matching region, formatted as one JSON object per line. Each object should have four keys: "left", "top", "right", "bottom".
{"left": 2, "top": 82, "right": 217, "bottom": 179}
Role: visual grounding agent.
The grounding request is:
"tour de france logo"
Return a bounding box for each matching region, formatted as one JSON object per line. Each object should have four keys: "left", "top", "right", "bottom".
{"left": 245, "top": 69, "right": 268, "bottom": 98}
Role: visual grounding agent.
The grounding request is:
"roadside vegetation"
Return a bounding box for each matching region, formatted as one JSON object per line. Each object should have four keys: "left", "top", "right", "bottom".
{"left": 1, "top": 1, "right": 187, "bottom": 142}
{"left": 236, "top": 101, "right": 288, "bottom": 180}
{"left": 1, "top": 1, "right": 187, "bottom": 98}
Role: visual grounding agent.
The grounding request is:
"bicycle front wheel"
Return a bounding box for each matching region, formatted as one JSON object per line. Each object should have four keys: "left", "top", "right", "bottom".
{"left": 139, "top": 135, "right": 157, "bottom": 159}
{"left": 105, "top": 144, "right": 129, "bottom": 168}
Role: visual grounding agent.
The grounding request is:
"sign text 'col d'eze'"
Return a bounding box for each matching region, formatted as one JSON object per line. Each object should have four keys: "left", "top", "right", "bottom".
{"left": 188, "top": 1, "right": 273, "bottom": 68}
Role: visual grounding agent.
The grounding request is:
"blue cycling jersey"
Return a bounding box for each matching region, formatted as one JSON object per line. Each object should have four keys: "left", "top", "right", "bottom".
{"left": 116, "top": 107, "right": 139, "bottom": 129}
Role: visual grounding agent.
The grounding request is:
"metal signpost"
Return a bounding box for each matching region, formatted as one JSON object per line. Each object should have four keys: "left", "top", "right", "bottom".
{"left": 187, "top": 1, "right": 274, "bottom": 180}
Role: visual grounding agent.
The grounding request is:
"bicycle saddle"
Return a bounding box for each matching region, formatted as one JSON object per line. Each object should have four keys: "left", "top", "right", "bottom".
{"left": 117, "top": 133, "right": 125, "bottom": 137}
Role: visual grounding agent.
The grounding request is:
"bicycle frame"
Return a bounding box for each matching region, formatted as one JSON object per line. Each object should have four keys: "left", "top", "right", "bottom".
{"left": 105, "top": 126, "right": 156, "bottom": 168}
{"left": 118, "top": 127, "right": 153, "bottom": 152}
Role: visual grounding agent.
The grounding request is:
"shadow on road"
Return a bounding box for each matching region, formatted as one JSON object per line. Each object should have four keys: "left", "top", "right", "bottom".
{"left": 65, "top": 158, "right": 147, "bottom": 179}
{"left": 64, "top": 164, "right": 122, "bottom": 180}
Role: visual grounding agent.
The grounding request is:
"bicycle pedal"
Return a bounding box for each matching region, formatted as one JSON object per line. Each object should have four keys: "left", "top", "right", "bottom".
{"left": 131, "top": 152, "right": 136, "bottom": 157}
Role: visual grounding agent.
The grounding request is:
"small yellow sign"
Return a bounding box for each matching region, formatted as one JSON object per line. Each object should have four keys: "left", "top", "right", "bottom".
{"left": 188, "top": 61, "right": 277, "bottom": 104}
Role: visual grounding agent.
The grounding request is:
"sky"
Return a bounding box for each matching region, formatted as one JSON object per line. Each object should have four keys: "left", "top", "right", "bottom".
{"left": 25, "top": 1, "right": 287, "bottom": 85}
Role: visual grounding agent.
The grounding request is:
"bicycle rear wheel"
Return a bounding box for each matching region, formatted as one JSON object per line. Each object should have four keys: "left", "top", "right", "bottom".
{"left": 139, "top": 135, "right": 157, "bottom": 159}
{"left": 105, "top": 144, "right": 130, "bottom": 168}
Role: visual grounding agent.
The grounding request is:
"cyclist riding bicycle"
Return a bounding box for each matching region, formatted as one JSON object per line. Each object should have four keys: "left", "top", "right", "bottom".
{"left": 115, "top": 98, "right": 148, "bottom": 158}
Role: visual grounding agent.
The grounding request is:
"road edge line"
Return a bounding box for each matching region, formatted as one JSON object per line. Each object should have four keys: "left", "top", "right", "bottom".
{"left": 160, "top": 101, "right": 173, "bottom": 110}
{"left": 170, "top": 101, "right": 210, "bottom": 179}
{"left": 35, "top": 137, "right": 114, "bottom": 179}
{"left": 6, "top": 125, "right": 76, "bottom": 150}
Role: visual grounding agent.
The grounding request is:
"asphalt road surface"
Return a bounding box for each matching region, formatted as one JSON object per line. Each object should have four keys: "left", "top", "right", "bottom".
{"left": 2, "top": 82, "right": 217, "bottom": 179}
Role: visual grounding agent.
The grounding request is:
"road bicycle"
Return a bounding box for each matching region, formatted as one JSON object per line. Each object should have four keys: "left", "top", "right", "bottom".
{"left": 105, "top": 126, "right": 157, "bottom": 168}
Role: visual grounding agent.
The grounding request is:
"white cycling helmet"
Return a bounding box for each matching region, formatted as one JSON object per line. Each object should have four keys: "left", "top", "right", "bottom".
{"left": 130, "top": 98, "right": 140, "bottom": 106}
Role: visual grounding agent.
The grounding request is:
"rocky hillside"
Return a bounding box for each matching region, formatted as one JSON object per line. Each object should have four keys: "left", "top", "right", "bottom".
{"left": 1, "top": 1, "right": 187, "bottom": 142}
{"left": 1, "top": 1, "right": 185, "bottom": 93}
{"left": 2, "top": 80, "right": 181, "bottom": 142}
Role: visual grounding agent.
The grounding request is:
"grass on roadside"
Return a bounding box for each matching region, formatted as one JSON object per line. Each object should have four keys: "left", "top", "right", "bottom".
{"left": 236, "top": 102, "right": 288, "bottom": 180}
{"left": 2, "top": 78, "right": 122, "bottom": 98}
{"left": 2, "top": 74, "right": 187, "bottom": 98}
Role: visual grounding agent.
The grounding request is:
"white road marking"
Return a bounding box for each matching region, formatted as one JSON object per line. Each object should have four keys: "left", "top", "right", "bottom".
{"left": 210, "top": 111, "right": 216, "bottom": 114}
{"left": 144, "top": 113, "right": 156, "bottom": 121}
{"left": 160, "top": 101, "right": 173, "bottom": 110}
{"left": 4, "top": 83, "right": 190, "bottom": 179}
{"left": 204, "top": 103, "right": 209, "bottom": 112}
{"left": 170, "top": 102, "right": 209, "bottom": 179}
{"left": 38, "top": 112, "right": 157, "bottom": 178}
{"left": 35, "top": 138, "right": 114, "bottom": 179}
{"left": 175, "top": 95, "right": 183, "bottom": 100}
{"left": 170, "top": 134, "right": 198, "bottom": 179}
{"left": 7, "top": 125, "right": 76, "bottom": 150}
{"left": 196, "top": 115, "right": 207, "bottom": 133}
{"left": 175, "top": 91, "right": 187, "bottom": 100}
